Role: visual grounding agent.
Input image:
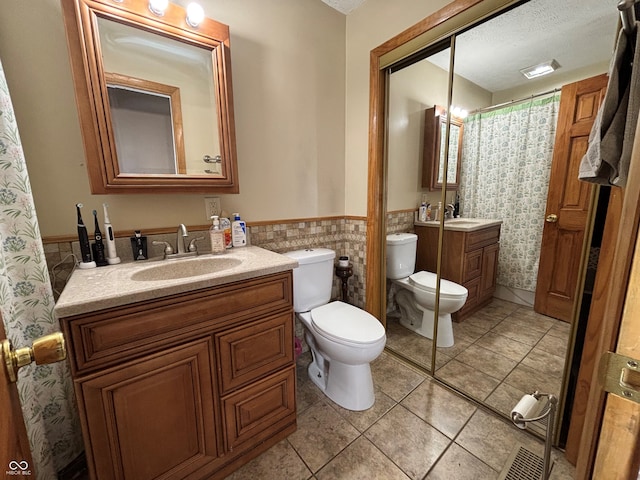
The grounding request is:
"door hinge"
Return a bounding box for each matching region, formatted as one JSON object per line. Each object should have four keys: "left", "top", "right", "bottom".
{"left": 599, "top": 351, "right": 640, "bottom": 404}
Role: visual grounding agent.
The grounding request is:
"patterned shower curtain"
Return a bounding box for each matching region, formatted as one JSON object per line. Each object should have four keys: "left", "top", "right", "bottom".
{"left": 0, "top": 59, "right": 82, "bottom": 478}
{"left": 459, "top": 94, "right": 560, "bottom": 292}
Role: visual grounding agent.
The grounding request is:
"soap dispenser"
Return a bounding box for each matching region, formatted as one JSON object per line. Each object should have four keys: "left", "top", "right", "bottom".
{"left": 209, "top": 216, "right": 226, "bottom": 255}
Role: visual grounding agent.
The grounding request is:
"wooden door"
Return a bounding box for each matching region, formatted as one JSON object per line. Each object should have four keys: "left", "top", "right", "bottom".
{"left": 535, "top": 74, "right": 608, "bottom": 321}
{"left": 0, "top": 317, "right": 34, "bottom": 477}
{"left": 590, "top": 230, "right": 640, "bottom": 478}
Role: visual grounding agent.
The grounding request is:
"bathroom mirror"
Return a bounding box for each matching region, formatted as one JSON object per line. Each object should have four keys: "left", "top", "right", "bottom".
{"left": 369, "top": 0, "right": 618, "bottom": 444}
{"left": 422, "top": 106, "right": 463, "bottom": 190}
{"left": 61, "top": 0, "right": 239, "bottom": 194}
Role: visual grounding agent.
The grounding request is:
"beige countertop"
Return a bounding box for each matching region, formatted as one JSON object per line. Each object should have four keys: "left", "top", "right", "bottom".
{"left": 54, "top": 246, "right": 298, "bottom": 318}
{"left": 414, "top": 218, "right": 503, "bottom": 232}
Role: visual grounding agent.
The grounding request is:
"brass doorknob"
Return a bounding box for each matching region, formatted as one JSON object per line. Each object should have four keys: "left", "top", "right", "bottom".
{"left": 546, "top": 214, "right": 558, "bottom": 223}
{"left": 2, "top": 332, "right": 66, "bottom": 383}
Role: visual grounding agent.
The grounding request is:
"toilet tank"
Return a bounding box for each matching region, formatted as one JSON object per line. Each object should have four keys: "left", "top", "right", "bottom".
{"left": 386, "top": 233, "right": 417, "bottom": 280}
{"left": 283, "top": 248, "right": 336, "bottom": 312}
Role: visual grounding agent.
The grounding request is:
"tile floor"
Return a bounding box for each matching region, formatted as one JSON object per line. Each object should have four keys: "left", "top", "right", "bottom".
{"left": 226, "top": 349, "right": 576, "bottom": 479}
{"left": 385, "top": 298, "right": 571, "bottom": 421}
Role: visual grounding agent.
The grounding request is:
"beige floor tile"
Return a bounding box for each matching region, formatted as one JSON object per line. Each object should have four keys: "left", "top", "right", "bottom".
{"left": 460, "top": 311, "right": 505, "bottom": 332}
{"left": 315, "top": 436, "right": 411, "bottom": 480}
{"left": 455, "top": 409, "right": 544, "bottom": 472}
{"left": 474, "top": 331, "right": 533, "bottom": 362}
{"left": 401, "top": 378, "right": 477, "bottom": 438}
{"left": 296, "top": 356, "right": 324, "bottom": 414}
{"left": 425, "top": 443, "right": 498, "bottom": 480}
{"left": 547, "top": 321, "right": 571, "bottom": 339}
{"left": 371, "top": 352, "right": 427, "bottom": 402}
{"left": 225, "top": 439, "right": 312, "bottom": 480}
{"left": 535, "top": 332, "right": 570, "bottom": 359}
{"left": 452, "top": 321, "right": 490, "bottom": 343}
{"left": 490, "top": 320, "right": 546, "bottom": 346}
{"left": 520, "top": 346, "right": 566, "bottom": 377}
{"left": 503, "top": 364, "right": 563, "bottom": 404}
{"left": 365, "top": 405, "right": 451, "bottom": 480}
{"left": 329, "top": 386, "right": 397, "bottom": 433}
{"left": 454, "top": 344, "right": 518, "bottom": 380}
{"left": 288, "top": 401, "right": 360, "bottom": 472}
{"left": 484, "top": 382, "right": 527, "bottom": 418}
{"left": 436, "top": 359, "right": 501, "bottom": 401}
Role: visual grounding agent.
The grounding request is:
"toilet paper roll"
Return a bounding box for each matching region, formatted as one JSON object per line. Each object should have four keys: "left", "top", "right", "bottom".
{"left": 511, "top": 394, "right": 538, "bottom": 429}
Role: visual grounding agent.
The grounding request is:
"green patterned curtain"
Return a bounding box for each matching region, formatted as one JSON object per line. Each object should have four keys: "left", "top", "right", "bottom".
{"left": 459, "top": 94, "right": 560, "bottom": 292}
{"left": 0, "top": 58, "right": 83, "bottom": 478}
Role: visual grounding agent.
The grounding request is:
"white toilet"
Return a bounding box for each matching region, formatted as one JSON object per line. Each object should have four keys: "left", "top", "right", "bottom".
{"left": 386, "top": 233, "right": 468, "bottom": 347}
{"left": 284, "top": 248, "right": 386, "bottom": 411}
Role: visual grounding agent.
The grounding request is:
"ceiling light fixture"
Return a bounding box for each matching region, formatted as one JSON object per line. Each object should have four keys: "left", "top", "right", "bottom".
{"left": 186, "top": 3, "right": 205, "bottom": 27}
{"left": 148, "top": 0, "right": 168, "bottom": 16}
{"left": 520, "top": 59, "right": 560, "bottom": 80}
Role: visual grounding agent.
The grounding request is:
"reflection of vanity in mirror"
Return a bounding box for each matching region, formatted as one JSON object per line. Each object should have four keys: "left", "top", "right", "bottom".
{"left": 368, "top": 0, "right": 621, "bottom": 463}
{"left": 422, "top": 105, "right": 462, "bottom": 190}
{"left": 61, "top": 0, "right": 239, "bottom": 193}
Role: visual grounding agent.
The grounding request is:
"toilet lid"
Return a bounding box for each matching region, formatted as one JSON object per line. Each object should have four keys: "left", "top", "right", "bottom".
{"left": 409, "top": 271, "right": 468, "bottom": 297}
{"left": 311, "top": 301, "right": 385, "bottom": 345}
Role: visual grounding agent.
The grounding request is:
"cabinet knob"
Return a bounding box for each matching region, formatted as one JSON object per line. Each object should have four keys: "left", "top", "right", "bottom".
{"left": 2, "top": 332, "right": 66, "bottom": 383}
{"left": 545, "top": 214, "right": 558, "bottom": 223}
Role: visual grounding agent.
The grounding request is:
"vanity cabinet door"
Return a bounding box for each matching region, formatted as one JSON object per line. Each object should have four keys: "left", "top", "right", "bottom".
{"left": 78, "top": 338, "right": 221, "bottom": 480}
{"left": 479, "top": 242, "right": 499, "bottom": 302}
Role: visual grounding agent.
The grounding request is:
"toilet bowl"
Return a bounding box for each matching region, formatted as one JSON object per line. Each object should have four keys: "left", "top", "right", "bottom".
{"left": 386, "top": 233, "right": 468, "bottom": 347}
{"left": 284, "top": 248, "right": 386, "bottom": 411}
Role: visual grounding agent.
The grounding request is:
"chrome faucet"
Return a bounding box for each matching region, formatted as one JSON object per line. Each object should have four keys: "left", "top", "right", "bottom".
{"left": 152, "top": 224, "right": 202, "bottom": 259}
{"left": 445, "top": 204, "right": 456, "bottom": 219}
{"left": 176, "top": 224, "right": 188, "bottom": 254}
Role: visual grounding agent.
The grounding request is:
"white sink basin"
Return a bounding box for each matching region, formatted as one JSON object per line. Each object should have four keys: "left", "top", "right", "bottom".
{"left": 131, "top": 256, "right": 242, "bottom": 281}
{"left": 414, "top": 218, "right": 503, "bottom": 232}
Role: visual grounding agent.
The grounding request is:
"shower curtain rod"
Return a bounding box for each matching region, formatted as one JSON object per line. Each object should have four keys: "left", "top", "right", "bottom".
{"left": 468, "top": 88, "right": 559, "bottom": 116}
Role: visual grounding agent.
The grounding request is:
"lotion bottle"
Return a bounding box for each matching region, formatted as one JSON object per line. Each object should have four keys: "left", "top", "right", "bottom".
{"left": 209, "top": 216, "right": 226, "bottom": 254}
{"left": 231, "top": 213, "right": 247, "bottom": 247}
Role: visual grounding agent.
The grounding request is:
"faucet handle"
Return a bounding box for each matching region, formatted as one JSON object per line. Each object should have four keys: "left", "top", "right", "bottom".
{"left": 188, "top": 236, "right": 204, "bottom": 253}
{"left": 152, "top": 240, "right": 174, "bottom": 256}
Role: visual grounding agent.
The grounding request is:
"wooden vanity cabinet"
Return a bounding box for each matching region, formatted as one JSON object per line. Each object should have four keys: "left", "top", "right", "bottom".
{"left": 59, "top": 271, "right": 296, "bottom": 480}
{"left": 415, "top": 225, "right": 500, "bottom": 321}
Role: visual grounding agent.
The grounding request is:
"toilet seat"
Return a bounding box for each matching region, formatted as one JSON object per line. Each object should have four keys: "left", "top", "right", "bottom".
{"left": 409, "top": 271, "right": 468, "bottom": 299}
{"left": 311, "top": 301, "right": 385, "bottom": 345}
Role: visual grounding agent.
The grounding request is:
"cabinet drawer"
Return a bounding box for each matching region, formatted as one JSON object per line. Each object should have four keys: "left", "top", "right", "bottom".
{"left": 223, "top": 366, "right": 296, "bottom": 451}
{"left": 65, "top": 272, "right": 292, "bottom": 374}
{"left": 217, "top": 312, "right": 294, "bottom": 395}
{"left": 462, "top": 249, "right": 482, "bottom": 282}
{"left": 465, "top": 226, "right": 500, "bottom": 252}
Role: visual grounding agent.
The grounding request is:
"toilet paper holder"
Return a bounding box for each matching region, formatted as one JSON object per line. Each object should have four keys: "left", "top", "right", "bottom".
{"left": 510, "top": 391, "right": 557, "bottom": 480}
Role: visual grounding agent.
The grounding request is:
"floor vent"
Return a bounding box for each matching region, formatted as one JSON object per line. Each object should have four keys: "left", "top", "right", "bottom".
{"left": 498, "top": 444, "right": 547, "bottom": 480}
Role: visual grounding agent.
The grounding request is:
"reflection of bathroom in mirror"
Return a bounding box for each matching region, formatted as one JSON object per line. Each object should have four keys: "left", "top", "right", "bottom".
{"left": 99, "top": 18, "right": 220, "bottom": 176}
{"left": 61, "top": 0, "right": 239, "bottom": 193}
{"left": 422, "top": 105, "right": 463, "bottom": 190}
{"left": 381, "top": 0, "right": 619, "bottom": 439}
{"left": 105, "top": 72, "right": 187, "bottom": 175}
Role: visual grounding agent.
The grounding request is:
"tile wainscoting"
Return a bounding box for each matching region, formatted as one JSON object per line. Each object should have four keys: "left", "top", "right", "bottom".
{"left": 44, "top": 216, "right": 368, "bottom": 308}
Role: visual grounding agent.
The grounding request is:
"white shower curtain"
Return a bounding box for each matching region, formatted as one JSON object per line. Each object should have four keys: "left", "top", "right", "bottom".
{"left": 459, "top": 94, "right": 560, "bottom": 292}
{"left": 0, "top": 58, "right": 82, "bottom": 478}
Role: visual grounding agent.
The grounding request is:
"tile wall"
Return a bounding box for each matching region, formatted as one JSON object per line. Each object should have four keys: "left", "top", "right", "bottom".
{"left": 44, "top": 216, "right": 368, "bottom": 307}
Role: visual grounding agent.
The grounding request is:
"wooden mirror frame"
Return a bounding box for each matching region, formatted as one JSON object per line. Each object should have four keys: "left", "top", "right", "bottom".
{"left": 422, "top": 105, "right": 463, "bottom": 190}
{"left": 61, "top": 0, "right": 239, "bottom": 194}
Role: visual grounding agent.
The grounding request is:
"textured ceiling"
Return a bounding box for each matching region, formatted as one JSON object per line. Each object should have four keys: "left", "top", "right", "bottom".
{"left": 321, "top": 0, "right": 366, "bottom": 15}
{"left": 323, "top": 0, "right": 621, "bottom": 93}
